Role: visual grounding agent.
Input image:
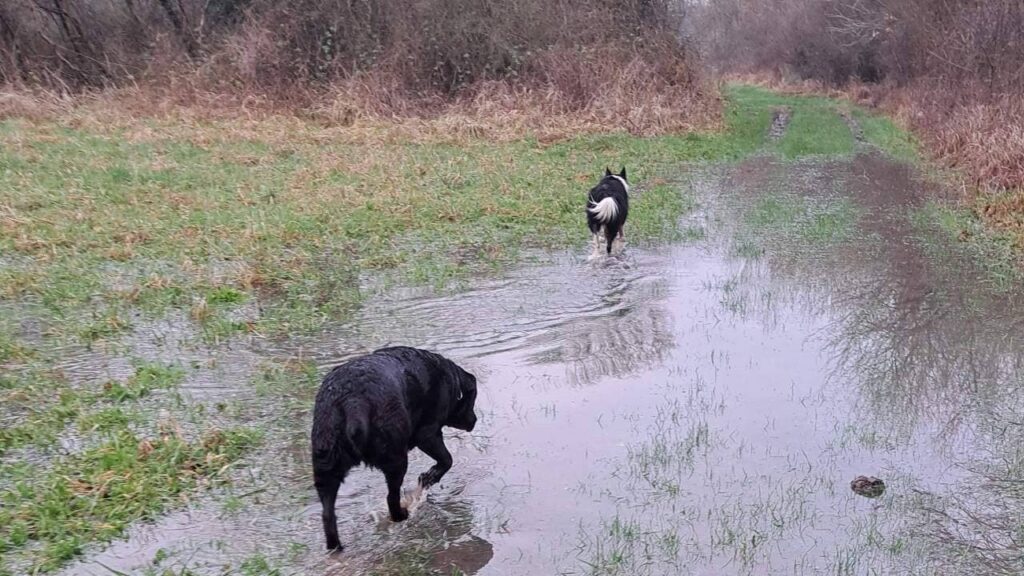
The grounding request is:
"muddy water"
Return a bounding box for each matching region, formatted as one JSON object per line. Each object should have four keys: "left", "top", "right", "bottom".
{"left": 58, "top": 152, "right": 1024, "bottom": 576}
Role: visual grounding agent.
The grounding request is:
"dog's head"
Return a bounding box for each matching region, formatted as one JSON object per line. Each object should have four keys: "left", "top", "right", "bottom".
{"left": 446, "top": 364, "right": 478, "bottom": 432}
{"left": 604, "top": 167, "right": 629, "bottom": 191}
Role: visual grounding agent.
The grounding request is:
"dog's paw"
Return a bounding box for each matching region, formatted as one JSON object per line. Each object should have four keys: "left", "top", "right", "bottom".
{"left": 326, "top": 540, "right": 343, "bottom": 553}
{"left": 418, "top": 471, "right": 439, "bottom": 488}
{"left": 390, "top": 507, "right": 410, "bottom": 522}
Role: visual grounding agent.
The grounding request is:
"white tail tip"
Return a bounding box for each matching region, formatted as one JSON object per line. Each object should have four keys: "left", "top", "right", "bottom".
{"left": 587, "top": 197, "right": 619, "bottom": 222}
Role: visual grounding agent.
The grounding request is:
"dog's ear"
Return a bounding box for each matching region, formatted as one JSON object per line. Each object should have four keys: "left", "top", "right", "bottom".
{"left": 619, "top": 167, "right": 627, "bottom": 181}
{"left": 460, "top": 370, "right": 477, "bottom": 399}
{"left": 446, "top": 366, "right": 478, "bottom": 431}
{"left": 605, "top": 167, "right": 612, "bottom": 177}
{"left": 448, "top": 363, "right": 476, "bottom": 403}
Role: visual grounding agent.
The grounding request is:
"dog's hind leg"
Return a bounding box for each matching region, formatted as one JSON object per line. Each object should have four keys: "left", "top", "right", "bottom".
{"left": 315, "top": 475, "right": 344, "bottom": 551}
{"left": 416, "top": 432, "right": 453, "bottom": 488}
{"left": 382, "top": 457, "right": 410, "bottom": 522}
{"left": 588, "top": 233, "right": 602, "bottom": 261}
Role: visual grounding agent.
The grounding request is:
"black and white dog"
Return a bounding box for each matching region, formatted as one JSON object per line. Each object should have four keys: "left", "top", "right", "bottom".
{"left": 586, "top": 167, "right": 630, "bottom": 258}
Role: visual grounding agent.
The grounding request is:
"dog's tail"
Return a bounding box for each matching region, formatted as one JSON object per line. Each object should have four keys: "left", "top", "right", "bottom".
{"left": 341, "top": 409, "right": 367, "bottom": 460}
{"left": 587, "top": 197, "right": 619, "bottom": 223}
{"left": 311, "top": 400, "right": 366, "bottom": 472}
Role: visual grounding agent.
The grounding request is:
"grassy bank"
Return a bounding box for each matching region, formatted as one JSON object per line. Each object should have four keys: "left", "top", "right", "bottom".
{"left": 0, "top": 85, "right": 899, "bottom": 573}
{"left": 0, "top": 89, "right": 745, "bottom": 345}
{"left": 0, "top": 85, "right": 906, "bottom": 344}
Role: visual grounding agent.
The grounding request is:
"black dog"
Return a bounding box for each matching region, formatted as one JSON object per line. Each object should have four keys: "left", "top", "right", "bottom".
{"left": 310, "top": 346, "right": 478, "bottom": 551}
{"left": 586, "top": 167, "right": 630, "bottom": 257}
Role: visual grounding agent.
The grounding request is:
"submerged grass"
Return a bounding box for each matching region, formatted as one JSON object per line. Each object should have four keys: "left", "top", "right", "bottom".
{"left": 0, "top": 360, "right": 261, "bottom": 572}
{"left": 912, "top": 201, "right": 1024, "bottom": 292}
{"left": 729, "top": 189, "right": 861, "bottom": 260}
{"left": 0, "top": 362, "right": 184, "bottom": 456}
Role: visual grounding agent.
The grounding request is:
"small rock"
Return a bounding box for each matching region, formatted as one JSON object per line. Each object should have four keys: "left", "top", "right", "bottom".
{"left": 850, "top": 475, "right": 885, "bottom": 498}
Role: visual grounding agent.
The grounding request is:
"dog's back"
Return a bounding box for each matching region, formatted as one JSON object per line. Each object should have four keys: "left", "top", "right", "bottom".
{"left": 311, "top": 352, "right": 415, "bottom": 475}
{"left": 586, "top": 170, "right": 630, "bottom": 254}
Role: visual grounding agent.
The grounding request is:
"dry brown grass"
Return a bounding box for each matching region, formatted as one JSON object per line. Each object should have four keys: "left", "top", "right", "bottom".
{"left": 0, "top": 90, "right": 63, "bottom": 121}
{"left": 1, "top": 0, "right": 720, "bottom": 148}
{"left": 0, "top": 64, "right": 721, "bottom": 147}
{"left": 913, "top": 96, "right": 1024, "bottom": 192}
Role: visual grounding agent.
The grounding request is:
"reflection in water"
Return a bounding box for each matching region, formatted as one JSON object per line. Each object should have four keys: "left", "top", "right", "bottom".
{"left": 520, "top": 260, "right": 675, "bottom": 386}
{"left": 913, "top": 405, "right": 1024, "bottom": 575}
{"left": 714, "top": 154, "right": 1024, "bottom": 423}
{"left": 714, "top": 153, "right": 1024, "bottom": 574}
{"left": 525, "top": 304, "right": 674, "bottom": 387}
{"left": 430, "top": 534, "right": 494, "bottom": 575}
{"left": 324, "top": 496, "right": 495, "bottom": 576}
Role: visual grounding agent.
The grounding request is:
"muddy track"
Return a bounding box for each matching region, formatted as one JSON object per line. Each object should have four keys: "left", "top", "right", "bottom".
{"left": 768, "top": 106, "right": 791, "bottom": 140}
{"left": 839, "top": 108, "right": 866, "bottom": 143}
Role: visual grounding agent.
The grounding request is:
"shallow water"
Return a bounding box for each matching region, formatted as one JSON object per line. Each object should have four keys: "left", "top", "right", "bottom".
{"left": 57, "top": 152, "right": 1024, "bottom": 575}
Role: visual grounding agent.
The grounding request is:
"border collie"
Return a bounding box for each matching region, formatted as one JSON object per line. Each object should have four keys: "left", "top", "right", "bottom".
{"left": 586, "top": 167, "right": 630, "bottom": 258}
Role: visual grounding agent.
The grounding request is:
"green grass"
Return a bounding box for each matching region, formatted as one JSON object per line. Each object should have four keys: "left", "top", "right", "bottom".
{"left": 0, "top": 89, "right": 770, "bottom": 344}
{"left": 912, "top": 201, "right": 1023, "bottom": 292}
{"left": 853, "top": 108, "right": 920, "bottom": 162}
{"left": 0, "top": 85, "right": 868, "bottom": 346}
{"left": 0, "top": 428, "right": 260, "bottom": 573}
{"left": 724, "top": 85, "right": 857, "bottom": 158}
{"left": 778, "top": 101, "right": 854, "bottom": 158}
{"left": 0, "top": 362, "right": 184, "bottom": 456}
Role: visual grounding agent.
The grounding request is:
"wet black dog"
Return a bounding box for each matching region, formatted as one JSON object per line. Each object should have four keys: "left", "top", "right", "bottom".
{"left": 310, "top": 346, "right": 478, "bottom": 551}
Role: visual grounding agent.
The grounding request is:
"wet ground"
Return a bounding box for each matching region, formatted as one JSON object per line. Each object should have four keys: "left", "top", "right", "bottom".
{"left": 55, "top": 152, "right": 1024, "bottom": 575}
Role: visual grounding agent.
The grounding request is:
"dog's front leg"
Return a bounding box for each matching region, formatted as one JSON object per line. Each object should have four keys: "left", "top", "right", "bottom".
{"left": 416, "top": 432, "right": 453, "bottom": 488}
{"left": 382, "top": 457, "right": 410, "bottom": 522}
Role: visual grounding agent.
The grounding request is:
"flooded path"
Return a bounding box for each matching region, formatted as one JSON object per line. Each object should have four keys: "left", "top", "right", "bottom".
{"left": 59, "top": 152, "right": 1024, "bottom": 575}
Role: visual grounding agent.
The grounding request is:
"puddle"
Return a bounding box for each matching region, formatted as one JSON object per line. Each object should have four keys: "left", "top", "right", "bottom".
{"left": 54, "top": 152, "right": 1024, "bottom": 575}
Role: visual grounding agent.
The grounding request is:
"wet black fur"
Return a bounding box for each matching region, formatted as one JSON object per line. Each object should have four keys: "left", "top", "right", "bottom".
{"left": 586, "top": 167, "right": 630, "bottom": 254}
{"left": 310, "top": 346, "right": 478, "bottom": 552}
